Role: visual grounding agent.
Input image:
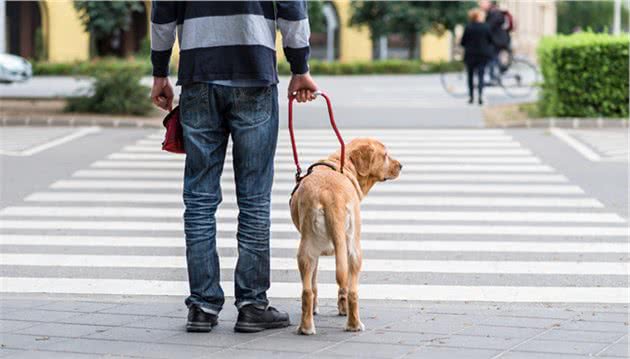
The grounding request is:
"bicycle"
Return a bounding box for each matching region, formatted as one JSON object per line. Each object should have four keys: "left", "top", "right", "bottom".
{"left": 441, "top": 48, "right": 539, "bottom": 98}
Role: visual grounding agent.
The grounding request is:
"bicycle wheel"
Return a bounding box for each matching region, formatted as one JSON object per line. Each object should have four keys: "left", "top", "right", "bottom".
{"left": 441, "top": 70, "right": 470, "bottom": 98}
{"left": 499, "top": 57, "right": 538, "bottom": 98}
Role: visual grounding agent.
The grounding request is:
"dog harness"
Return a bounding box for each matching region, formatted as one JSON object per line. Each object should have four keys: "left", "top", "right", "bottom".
{"left": 288, "top": 90, "right": 346, "bottom": 202}
{"left": 289, "top": 161, "right": 339, "bottom": 200}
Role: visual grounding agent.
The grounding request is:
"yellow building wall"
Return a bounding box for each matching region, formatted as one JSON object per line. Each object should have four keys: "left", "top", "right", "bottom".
{"left": 43, "top": 0, "right": 90, "bottom": 62}
{"left": 41, "top": 0, "right": 449, "bottom": 64}
{"left": 333, "top": 0, "right": 371, "bottom": 62}
{"left": 420, "top": 32, "right": 452, "bottom": 62}
{"left": 276, "top": 0, "right": 372, "bottom": 63}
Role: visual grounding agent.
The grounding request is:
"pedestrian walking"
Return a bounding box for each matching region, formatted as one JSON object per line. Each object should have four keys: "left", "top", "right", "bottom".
{"left": 460, "top": 8, "right": 493, "bottom": 105}
{"left": 149, "top": 1, "right": 318, "bottom": 333}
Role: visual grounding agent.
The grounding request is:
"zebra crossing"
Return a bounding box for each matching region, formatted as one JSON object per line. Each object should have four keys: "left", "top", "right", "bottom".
{"left": 1, "top": 129, "right": 628, "bottom": 304}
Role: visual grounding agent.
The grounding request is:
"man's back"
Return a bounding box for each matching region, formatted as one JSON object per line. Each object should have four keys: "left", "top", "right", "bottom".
{"left": 151, "top": 1, "right": 310, "bottom": 85}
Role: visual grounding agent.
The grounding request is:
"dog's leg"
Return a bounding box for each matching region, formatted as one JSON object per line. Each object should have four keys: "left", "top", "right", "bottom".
{"left": 335, "top": 242, "right": 349, "bottom": 316}
{"left": 312, "top": 258, "right": 319, "bottom": 315}
{"left": 345, "top": 254, "right": 365, "bottom": 332}
{"left": 297, "top": 251, "right": 317, "bottom": 335}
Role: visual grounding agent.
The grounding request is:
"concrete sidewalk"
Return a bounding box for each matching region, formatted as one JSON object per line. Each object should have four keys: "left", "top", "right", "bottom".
{"left": 1, "top": 294, "right": 627, "bottom": 359}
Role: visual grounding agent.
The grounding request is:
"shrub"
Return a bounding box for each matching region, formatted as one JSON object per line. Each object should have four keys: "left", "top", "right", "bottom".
{"left": 278, "top": 59, "right": 463, "bottom": 75}
{"left": 65, "top": 68, "right": 153, "bottom": 116}
{"left": 32, "top": 57, "right": 171, "bottom": 76}
{"left": 36, "top": 58, "right": 462, "bottom": 77}
{"left": 537, "top": 32, "right": 629, "bottom": 118}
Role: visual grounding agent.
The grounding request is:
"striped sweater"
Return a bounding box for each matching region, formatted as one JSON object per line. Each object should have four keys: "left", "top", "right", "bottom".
{"left": 150, "top": 1, "right": 311, "bottom": 85}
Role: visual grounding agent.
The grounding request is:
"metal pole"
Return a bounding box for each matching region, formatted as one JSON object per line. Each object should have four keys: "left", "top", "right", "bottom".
{"left": 322, "top": 4, "right": 338, "bottom": 62}
{"left": 0, "top": 0, "right": 6, "bottom": 53}
{"left": 379, "top": 36, "right": 387, "bottom": 60}
{"left": 613, "top": 0, "right": 621, "bottom": 35}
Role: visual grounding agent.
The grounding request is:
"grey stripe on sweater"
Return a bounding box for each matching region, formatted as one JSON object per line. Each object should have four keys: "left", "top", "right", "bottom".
{"left": 151, "top": 14, "right": 309, "bottom": 52}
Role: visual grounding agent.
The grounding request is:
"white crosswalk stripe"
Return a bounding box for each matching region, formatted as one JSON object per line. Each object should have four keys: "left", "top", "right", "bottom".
{"left": 3, "top": 235, "right": 626, "bottom": 253}
{"left": 1, "top": 129, "right": 628, "bottom": 303}
{"left": 48, "top": 180, "right": 584, "bottom": 194}
{"left": 23, "top": 192, "right": 604, "bottom": 207}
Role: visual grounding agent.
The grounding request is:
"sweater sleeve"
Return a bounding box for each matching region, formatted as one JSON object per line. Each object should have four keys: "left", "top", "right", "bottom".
{"left": 276, "top": 1, "right": 311, "bottom": 75}
{"left": 150, "top": 1, "right": 177, "bottom": 77}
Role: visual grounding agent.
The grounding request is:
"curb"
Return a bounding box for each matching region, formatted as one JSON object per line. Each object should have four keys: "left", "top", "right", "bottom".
{"left": 0, "top": 115, "right": 163, "bottom": 128}
{"left": 486, "top": 117, "right": 629, "bottom": 129}
{"left": 2, "top": 115, "right": 628, "bottom": 129}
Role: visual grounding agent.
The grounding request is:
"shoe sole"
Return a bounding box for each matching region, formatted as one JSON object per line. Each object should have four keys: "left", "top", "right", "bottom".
{"left": 234, "top": 319, "right": 290, "bottom": 333}
{"left": 186, "top": 321, "right": 218, "bottom": 333}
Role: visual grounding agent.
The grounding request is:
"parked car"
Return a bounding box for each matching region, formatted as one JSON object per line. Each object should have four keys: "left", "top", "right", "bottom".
{"left": 0, "top": 54, "right": 33, "bottom": 84}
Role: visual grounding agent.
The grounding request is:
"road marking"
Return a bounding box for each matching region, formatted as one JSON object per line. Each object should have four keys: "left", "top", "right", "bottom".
{"left": 90, "top": 161, "right": 556, "bottom": 172}
{"left": 146, "top": 135, "right": 518, "bottom": 142}
{"left": 3, "top": 235, "right": 626, "bottom": 253}
{"left": 134, "top": 140, "right": 525, "bottom": 148}
{"left": 550, "top": 128, "right": 602, "bottom": 161}
{"left": 2, "top": 206, "right": 623, "bottom": 223}
{"left": 121, "top": 147, "right": 533, "bottom": 156}
{"left": 2, "top": 277, "right": 627, "bottom": 303}
{"left": 49, "top": 180, "right": 584, "bottom": 194}
{"left": 0, "top": 127, "right": 101, "bottom": 156}
{"left": 24, "top": 192, "right": 605, "bottom": 208}
{"left": 71, "top": 170, "right": 569, "bottom": 183}
{"left": 106, "top": 153, "right": 542, "bottom": 164}
{"left": 145, "top": 129, "right": 510, "bottom": 137}
{"left": 1, "top": 220, "right": 626, "bottom": 236}
{"left": 2, "top": 254, "right": 627, "bottom": 275}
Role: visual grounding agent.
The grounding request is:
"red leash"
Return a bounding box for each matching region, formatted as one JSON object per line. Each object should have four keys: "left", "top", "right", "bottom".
{"left": 288, "top": 91, "right": 345, "bottom": 182}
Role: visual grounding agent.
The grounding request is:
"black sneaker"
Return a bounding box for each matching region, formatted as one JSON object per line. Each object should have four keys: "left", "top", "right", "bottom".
{"left": 186, "top": 305, "right": 218, "bottom": 332}
{"left": 234, "top": 305, "right": 290, "bottom": 333}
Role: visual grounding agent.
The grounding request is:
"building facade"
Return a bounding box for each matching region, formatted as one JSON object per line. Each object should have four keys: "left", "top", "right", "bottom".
{"left": 1, "top": 0, "right": 556, "bottom": 64}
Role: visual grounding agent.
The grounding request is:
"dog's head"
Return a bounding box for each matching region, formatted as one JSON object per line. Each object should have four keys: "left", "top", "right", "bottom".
{"left": 346, "top": 138, "right": 402, "bottom": 183}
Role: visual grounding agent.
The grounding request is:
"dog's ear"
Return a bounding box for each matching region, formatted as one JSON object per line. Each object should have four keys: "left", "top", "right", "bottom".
{"left": 349, "top": 144, "right": 375, "bottom": 177}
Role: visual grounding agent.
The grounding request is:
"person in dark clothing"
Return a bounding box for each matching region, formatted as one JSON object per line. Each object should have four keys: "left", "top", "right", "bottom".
{"left": 460, "top": 8, "right": 493, "bottom": 105}
{"left": 480, "top": 0, "right": 510, "bottom": 82}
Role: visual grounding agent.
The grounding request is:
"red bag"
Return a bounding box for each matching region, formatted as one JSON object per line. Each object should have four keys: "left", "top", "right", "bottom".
{"left": 162, "top": 106, "right": 185, "bottom": 154}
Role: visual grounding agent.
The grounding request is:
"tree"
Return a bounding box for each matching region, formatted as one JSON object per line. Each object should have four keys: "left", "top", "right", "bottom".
{"left": 557, "top": 0, "right": 629, "bottom": 34}
{"left": 350, "top": 1, "right": 472, "bottom": 59}
{"left": 308, "top": 0, "right": 326, "bottom": 34}
{"left": 73, "top": 1, "right": 144, "bottom": 57}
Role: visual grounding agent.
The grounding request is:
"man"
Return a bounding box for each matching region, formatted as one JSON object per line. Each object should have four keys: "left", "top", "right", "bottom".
{"left": 479, "top": 0, "right": 510, "bottom": 83}
{"left": 150, "top": 1, "right": 318, "bottom": 333}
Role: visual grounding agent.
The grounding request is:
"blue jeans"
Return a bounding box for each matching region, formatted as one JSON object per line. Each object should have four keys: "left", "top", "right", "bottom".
{"left": 180, "top": 83, "right": 278, "bottom": 314}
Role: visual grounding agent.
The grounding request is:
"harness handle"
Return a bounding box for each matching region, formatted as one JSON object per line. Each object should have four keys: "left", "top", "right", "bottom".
{"left": 288, "top": 90, "right": 345, "bottom": 182}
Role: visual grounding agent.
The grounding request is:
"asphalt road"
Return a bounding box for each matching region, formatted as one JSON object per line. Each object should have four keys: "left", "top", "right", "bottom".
{"left": 0, "top": 75, "right": 538, "bottom": 128}
{"left": 0, "top": 126, "right": 627, "bottom": 304}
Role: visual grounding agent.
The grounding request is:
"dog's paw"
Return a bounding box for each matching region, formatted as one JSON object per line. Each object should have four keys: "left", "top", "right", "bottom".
{"left": 313, "top": 306, "right": 319, "bottom": 315}
{"left": 344, "top": 321, "right": 365, "bottom": 332}
{"left": 337, "top": 308, "right": 347, "bottom": 316}
{"left": 296, "top": 325, "right": 317, "bottom": 335}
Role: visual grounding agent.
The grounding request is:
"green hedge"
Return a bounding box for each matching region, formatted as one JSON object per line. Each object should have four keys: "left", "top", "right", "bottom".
{"left": 34, "top": 58, "right": 462, "bottom": 77}
{"left": 33, "top": 57, "right": 155, "bottom": 76}
{"left": 280, "top": 59, "right": 463, "bottom": 75}
{"left": 537, "top": 32, "right": 629, "bottom": 118}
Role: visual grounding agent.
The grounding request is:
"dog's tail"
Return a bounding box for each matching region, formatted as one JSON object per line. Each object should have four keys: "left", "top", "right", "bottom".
{"left": 320, "top": 191, "right": 355, "bottom": 259}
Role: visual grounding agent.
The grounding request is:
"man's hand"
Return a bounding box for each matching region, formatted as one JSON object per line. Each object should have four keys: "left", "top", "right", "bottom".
{"left": 288, "top": 73, "right": 318, "bottom": 103}
{"left": 151, "top": 77, "right": 174, "bottom": 111}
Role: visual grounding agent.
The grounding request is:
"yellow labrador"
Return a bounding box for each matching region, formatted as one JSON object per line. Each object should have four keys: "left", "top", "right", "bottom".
{"left": 290, "top": 138, "right": 402, "bottom": 335}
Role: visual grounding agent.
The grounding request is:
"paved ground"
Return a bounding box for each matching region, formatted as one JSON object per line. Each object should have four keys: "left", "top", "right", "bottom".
{"left": 1, "top": 294, "right": 627, "bottom": 359}
{"left": 0, "top": 75, "right": 537, "bottom": 128}
{"left": 0, "top": 126, "right": 628, "bottom": 358}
